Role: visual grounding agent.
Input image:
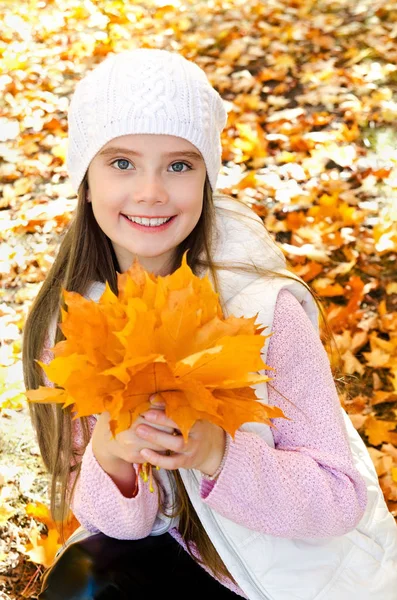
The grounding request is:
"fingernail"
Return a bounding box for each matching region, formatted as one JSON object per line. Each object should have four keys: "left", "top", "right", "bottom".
{"left": 150, "top": 393, "right": 165, "bottom": 407}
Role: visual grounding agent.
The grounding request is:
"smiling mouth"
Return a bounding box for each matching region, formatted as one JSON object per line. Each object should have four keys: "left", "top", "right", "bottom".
{"left": 123, "top": 215, "right": 175, "bottom": 219}
{"left": 122, "top": 214, "right": 177, "bottom": 229}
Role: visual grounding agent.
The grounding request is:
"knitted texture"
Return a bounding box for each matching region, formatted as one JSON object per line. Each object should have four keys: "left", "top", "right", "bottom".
{"left": 39, "top": 289, "right": 368, "bottom": 598}
{"left": 66, "top": 48, "right": 228, "bottom": 193}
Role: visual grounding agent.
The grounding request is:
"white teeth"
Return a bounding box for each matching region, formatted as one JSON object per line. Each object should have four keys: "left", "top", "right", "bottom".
{"left": 125, "top": 215, "right": 172, "bottom": 226}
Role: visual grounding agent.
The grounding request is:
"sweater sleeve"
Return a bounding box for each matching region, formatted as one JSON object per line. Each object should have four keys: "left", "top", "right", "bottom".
{"left": 40, "top": 335, "right": 160, "bottom": 540}
{"left": 70, "top": 438, "right": 160, "bottom": 540}
{"left": 200, "top": 288, "right": 368, "bottom": 538}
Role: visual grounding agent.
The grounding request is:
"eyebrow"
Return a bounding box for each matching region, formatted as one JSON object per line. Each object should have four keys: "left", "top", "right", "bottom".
{"left": 99, "top": 146, "right": 203, "bottom": 161}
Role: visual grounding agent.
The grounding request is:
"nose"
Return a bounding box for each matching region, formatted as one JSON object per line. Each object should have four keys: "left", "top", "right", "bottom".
{"left": 133, "top": 173, "right": 169, "bottom": 205}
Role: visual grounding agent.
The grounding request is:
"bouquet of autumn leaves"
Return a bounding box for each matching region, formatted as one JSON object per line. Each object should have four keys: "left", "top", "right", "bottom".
{"left": 26, "top": 252, "right": 286, "bottom": 486}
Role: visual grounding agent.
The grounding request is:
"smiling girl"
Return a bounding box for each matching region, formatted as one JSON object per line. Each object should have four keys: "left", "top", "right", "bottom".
{"left": 23, "top": 48, "right": 397, "bottom": 600}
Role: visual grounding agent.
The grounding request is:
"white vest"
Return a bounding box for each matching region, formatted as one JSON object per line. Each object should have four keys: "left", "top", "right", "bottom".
{"left": 65, "top": 197, "right": 397, "bottom": 599}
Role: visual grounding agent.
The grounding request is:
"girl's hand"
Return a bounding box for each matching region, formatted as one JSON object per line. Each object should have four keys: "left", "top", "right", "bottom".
{"left": 92, "top": 404, "right": 175, "bottom": 467}
{"left": 135, "top": 398, "right": 227, "bottom": 477}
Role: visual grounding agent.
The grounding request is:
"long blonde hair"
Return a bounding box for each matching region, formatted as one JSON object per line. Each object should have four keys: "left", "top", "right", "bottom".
{"left": 22, "top": 174, "right": 341, "bottom": 580}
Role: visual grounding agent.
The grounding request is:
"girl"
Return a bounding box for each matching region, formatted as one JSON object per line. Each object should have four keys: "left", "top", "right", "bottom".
{"left": 23, "top": 49, "right": 397, "bottom": 600}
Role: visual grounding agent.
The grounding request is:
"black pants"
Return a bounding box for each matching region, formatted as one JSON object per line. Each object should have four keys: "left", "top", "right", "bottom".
{"left": 38, "top": 532, "right": 241, "bottom": 599}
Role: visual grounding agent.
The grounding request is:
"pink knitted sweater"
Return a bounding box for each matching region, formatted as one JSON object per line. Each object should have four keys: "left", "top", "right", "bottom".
{"left": 44, "top": 289, "right": 368, "bottom": 598}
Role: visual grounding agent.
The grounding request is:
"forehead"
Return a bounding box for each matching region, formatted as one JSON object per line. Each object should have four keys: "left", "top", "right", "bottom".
{"left": 101, "top": 134, "right": 202, "bottom": 155}
{"left": 97, "top": 135, "right": 204, "bottom": 164}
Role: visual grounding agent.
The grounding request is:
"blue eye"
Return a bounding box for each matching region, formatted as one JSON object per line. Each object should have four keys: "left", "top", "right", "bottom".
{"left": 170, "top": 161, "right": 191, "bottom": 173}
{"left": 113, "top": 159, "right": 132, "bottom": 170}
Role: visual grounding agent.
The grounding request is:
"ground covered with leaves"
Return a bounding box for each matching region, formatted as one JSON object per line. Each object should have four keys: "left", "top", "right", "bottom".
{"left": 1, "top": 0, "right": 396, "bottom": 597}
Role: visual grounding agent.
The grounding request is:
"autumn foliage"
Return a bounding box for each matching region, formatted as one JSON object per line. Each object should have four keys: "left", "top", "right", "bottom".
{"left": 26, "top": 252, "right": 285, "bottom": 440}
{"left": 23, "top": 503, "right": 79, "bottom": 569}
{"left": 1, "top": 0, "right": 397, "bottom": 597}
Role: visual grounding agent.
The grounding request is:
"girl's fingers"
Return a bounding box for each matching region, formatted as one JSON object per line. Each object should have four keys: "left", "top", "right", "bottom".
{"left": 122, "top": 438, "right": 167, "bottom": 451}
{"left": 141, "top": 421, "right": 175, "bottom": 434}
{"left": 135, "top": 424, "right": 185, "bottom": 453}
{"left": 143, "top": 409, "right": 181, "bottom": 433}
{"left": 149, "top": 396, "right": 165, "bottom": 409}
{"left": 140, "top": 448, "right": 184, "bottom": 470}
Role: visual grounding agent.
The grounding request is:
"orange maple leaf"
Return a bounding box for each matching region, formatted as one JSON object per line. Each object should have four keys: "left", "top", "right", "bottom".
{"left": 24, "top": 526, "right": 60, "bottom": 569}
{"left": 24, "top": 502, "right": 80, "bottom": 568}
{"left": 26, "top": 252, "right": 286, "bottom": 439}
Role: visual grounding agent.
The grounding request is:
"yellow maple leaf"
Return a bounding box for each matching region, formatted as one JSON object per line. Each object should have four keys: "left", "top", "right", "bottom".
{"left": 25, "top": 501, "right": 54, "bottom": 529}
{"left": 26, "top": 251, "right": 286, "bottom": 440}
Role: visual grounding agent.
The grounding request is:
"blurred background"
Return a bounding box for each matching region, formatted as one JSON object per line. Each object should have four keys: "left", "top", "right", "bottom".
{"left": 0, "top": 0, "right": 396, "bottom": 597}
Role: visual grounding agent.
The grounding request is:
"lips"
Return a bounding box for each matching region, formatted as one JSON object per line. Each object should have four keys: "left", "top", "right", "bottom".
{"left": 122, "top": 214, "right": 175, "bottom": 220}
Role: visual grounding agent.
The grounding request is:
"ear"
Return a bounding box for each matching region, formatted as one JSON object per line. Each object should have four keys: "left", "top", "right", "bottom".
{"left": 86, "top": 189, "right": 91, "bottom": 203}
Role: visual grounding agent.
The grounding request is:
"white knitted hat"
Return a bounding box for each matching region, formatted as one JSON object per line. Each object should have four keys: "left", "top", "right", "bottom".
{"left": 66, "top": 48, "right": 228, "bottom": 193}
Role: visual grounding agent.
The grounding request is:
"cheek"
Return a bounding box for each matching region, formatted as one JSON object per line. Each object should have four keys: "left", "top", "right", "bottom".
{"left": 91, "top": 200, "right": 120, "bottom": 232}
{"left": 88, "top": 166, "right": 118, "bottom": 199}
{"left": 183, "top": 188, "right": 204, "bottom": 215}
{"left": 90, "top": 185, "right": 126, "bottom": 214}
{"left": 177, "top": 202, "right": 202, "bottom": 226}
{"left": 192, "top": 197, "right": 204, "bottom": 220}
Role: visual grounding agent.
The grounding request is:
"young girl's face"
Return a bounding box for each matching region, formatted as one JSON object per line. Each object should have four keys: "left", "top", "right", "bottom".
{"left": 87, "top": 134, "right": 207, "bottom": 275}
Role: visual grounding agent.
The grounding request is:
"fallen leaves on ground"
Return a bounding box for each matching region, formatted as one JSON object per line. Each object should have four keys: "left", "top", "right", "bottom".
{"left": 1, "top": 0, "right": 396, "bottom": 598}
{"left": 23, "top": 503, "right": 79, "bottom": 570}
